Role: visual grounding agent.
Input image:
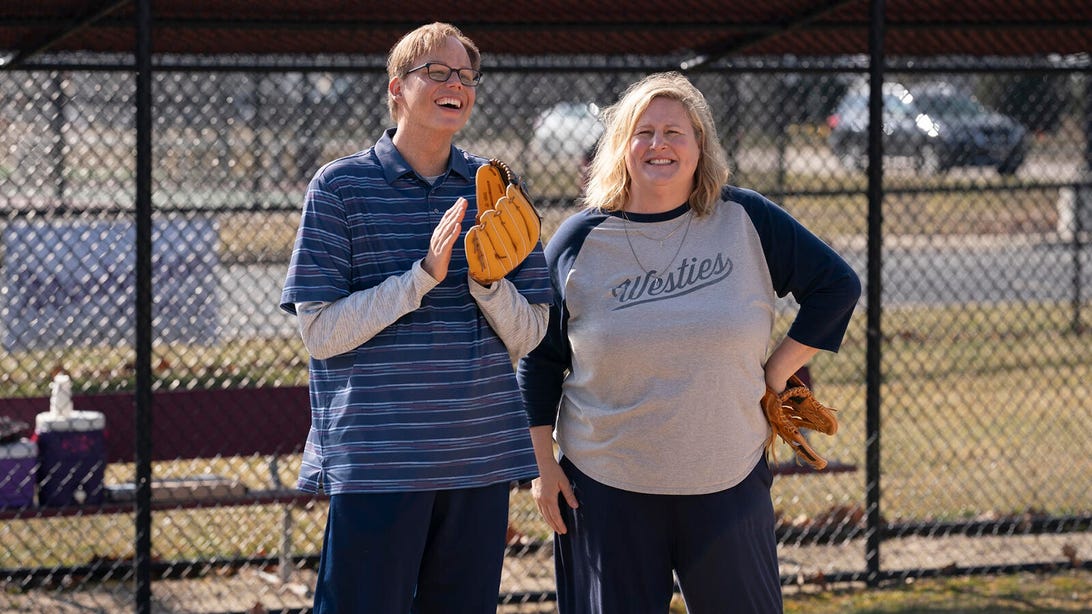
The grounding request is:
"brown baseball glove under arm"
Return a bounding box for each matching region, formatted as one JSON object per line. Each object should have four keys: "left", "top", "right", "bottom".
{"left": 465, "top": 159, "right": 542, "bottom": 285}
{"left": 761, "top": 374, "right": 839, "bottom": 470}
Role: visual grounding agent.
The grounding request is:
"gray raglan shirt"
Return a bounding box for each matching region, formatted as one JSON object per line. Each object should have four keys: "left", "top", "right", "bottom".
{"left": 517, "top": 186, "right": 861, "bottom": 495}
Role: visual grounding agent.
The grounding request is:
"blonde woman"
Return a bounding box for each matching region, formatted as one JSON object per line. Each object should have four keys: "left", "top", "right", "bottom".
{"left": 518, "top": 72, "right": 860, "bottom": 613}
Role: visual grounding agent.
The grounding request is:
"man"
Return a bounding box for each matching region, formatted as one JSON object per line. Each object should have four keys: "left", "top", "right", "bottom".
{"left": 280, "top": 22, "right": 552, "bottom": 613}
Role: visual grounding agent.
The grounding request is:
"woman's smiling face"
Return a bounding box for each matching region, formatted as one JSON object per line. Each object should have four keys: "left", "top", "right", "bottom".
{"left": 625, "top": 96, "right": 700, "bottom": 200}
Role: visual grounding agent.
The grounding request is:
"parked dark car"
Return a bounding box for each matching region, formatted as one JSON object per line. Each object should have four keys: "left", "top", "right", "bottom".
{"left": 827, "top": 81, "right": 1028, "bottom": 175}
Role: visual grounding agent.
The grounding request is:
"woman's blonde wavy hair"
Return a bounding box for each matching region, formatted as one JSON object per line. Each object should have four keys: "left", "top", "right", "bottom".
{"left": 582, "top": 72, "right": 730, "bottom": 217}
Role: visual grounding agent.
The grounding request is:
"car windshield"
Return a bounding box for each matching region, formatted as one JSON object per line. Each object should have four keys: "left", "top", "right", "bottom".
{"left": 913, "top": 93, "right": 988, "bottom": 119}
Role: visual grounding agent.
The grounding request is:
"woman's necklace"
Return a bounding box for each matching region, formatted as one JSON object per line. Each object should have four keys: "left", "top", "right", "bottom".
{"left": 620, "top": 209, "right": 693, "bottom": 279}
{"left": 624, "top": 211, "right": 689, "bottom": 247}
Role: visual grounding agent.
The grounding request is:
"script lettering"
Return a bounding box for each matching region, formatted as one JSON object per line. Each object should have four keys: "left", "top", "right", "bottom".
{"left": 611, "top": 252, "right": 733, "bottom": 310}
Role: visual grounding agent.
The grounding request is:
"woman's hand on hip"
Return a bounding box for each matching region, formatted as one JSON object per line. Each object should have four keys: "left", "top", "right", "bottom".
{"left": 531, "top": 458, "right": 578, "bottom": 534}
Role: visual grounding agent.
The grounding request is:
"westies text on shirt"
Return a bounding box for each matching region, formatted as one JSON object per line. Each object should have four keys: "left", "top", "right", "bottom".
{"left": 611, "top": 251, "right": 733, "bottom": 310}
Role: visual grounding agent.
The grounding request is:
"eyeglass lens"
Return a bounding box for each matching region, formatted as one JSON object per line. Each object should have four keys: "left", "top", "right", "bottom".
{"left": 425, "top": 63, "right": 480, "bottom": 86}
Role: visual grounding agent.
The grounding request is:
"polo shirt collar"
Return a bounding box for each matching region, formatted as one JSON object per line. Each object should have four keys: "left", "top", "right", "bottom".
{"left": 375, "top": 128, "right": 474, "bottom": 184}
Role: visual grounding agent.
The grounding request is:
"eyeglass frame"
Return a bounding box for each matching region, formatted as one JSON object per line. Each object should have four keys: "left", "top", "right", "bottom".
{"left": 403, "top": 62, "right": 483, "bottom": 87}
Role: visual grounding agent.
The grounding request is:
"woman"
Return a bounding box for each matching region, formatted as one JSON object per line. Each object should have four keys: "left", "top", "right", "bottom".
{"left": 517, "top": 72, "right": 860, "bottom": 613}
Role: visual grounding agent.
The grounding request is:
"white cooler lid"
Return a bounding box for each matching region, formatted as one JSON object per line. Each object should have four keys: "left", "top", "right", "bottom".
{"left": 35, "top": 410, "right": 106, "bottom": 433}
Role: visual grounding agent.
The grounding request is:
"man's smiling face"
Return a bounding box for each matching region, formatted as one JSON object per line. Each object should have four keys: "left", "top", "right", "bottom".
{"left": 390, "top": 35, "right": 476, "bottom": 137}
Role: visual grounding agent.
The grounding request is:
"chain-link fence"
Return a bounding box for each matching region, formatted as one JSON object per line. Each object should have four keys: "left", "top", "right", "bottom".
{"left": 1, "top": 53, "right": 1090, "bottom": 612}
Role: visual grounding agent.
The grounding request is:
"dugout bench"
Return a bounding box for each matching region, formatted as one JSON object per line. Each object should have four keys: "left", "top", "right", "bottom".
{"left": 0, "top": 386, "right": 318, "bottom": 582}
{"left": 0, "top": 376, "right": 853, "bottom": 585}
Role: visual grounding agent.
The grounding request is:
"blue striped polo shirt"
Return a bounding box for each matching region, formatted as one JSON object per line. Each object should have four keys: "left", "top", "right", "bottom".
{"left": 280, "top": 129, "right": 554, "bottom": 494}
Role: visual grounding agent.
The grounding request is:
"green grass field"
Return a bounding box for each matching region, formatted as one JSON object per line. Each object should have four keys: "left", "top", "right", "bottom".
{"left": 781, "top": 570, "right": 1092, "bottom": 613}
{"left": 1, "top": 145, "right": 1087, "bottom": 606}
{"left": 496, "top": 570, "right": 1092, "bottom": 613}
{"left": 2, "top": 297, "right": 1086, "bottom": 575}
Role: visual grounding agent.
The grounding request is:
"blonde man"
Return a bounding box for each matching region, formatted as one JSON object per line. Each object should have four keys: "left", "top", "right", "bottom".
{"left": 282, "top": 23, "right": 552, "bottom": 613}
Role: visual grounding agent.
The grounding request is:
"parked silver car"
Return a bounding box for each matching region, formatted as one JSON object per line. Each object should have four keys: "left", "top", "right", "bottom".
{"left": 827, "top": 81, "right": 1028, "bottom": 175}
{"left": 526, "top": 101, "right": 603, "bottom": 160}
{"left": 523, "top": 101, "right": 604, "bottom": 196}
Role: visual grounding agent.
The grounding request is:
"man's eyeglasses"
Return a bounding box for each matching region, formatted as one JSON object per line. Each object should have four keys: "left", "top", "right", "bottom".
{"left": 404, "top": 62, "right": 482, "bottom": 87}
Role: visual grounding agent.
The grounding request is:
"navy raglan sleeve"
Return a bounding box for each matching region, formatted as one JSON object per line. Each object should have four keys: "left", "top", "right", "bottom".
{"left": 517, "top": 210, "right": 603, "bottom": 427}
{"left": 731, "top": 187, "right": 862, "bottom": 352}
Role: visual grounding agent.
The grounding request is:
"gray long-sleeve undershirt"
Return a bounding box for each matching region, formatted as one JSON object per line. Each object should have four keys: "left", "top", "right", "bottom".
{"left": 295, "top": 259, "right": 548, "bottom": 362}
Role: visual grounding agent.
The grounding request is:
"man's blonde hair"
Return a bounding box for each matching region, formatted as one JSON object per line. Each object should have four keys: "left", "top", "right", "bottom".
{"left": 386, "top": 22, "right": 481, "bottom": 123}
{"left": 583, "top": 72, "right": 730, "bottom": 216}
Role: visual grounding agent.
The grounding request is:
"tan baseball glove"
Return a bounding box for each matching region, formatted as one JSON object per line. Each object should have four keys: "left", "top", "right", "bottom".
{"left": 465, "top": 159, "right": 541, "bottom": 285}
{"left": 761, "top": 374, "right": 839, "bottom": 470}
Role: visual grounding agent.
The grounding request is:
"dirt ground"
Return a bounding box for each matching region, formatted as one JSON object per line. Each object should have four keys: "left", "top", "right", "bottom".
{"left": 1, "top": 532, "right": 1087, "bottom": 613}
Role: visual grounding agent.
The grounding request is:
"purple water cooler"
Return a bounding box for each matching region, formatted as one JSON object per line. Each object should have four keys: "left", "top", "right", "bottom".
{"left": 0, "top": 438, "right": 37, "bottom": 508}
{"left": 35, "top": 374, "right": 106, "bottom": 507}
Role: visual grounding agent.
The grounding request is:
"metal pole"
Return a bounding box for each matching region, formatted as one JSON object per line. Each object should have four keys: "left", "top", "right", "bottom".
{"left": 51, "top": 72, "right": 67, "bottom": 205}
{"left": 133, "top": 0, "right": 154, "bottom": 612}
{"left": 1075, "top": 74, "right": 1091, "bottom": 335}
{"left": 865, "top": 0, "right": 886, "bottom": 589}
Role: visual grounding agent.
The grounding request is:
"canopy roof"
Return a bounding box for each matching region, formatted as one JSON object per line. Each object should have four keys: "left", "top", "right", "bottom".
{"left": 1, "top": 0, "right": 1089, "bottom": 68}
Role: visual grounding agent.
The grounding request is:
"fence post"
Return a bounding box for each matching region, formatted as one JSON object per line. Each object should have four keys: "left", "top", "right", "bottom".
{"left": 50, "top": 72, "right": 67, "bottom": 205}
{"left": 133, "top": 1, "right": 154, "bottom": 612}
{"left": 865, "top": 0, "right": 886, "bottom": 589}
{"left": 1077, "top": 72, "right": 1092, "bottom": 335}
